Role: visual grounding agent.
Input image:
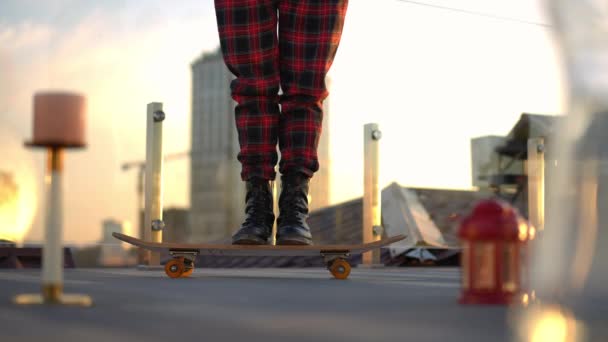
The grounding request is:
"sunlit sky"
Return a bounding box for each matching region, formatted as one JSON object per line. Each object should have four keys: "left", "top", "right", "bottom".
{"left": 0, "top": 0, "right": 564, "bottom": 244}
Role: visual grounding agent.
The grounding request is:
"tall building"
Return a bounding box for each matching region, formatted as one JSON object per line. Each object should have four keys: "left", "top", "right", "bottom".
{"left": 138, "top": 208, "right": 190, "bottom": 243}
{"left": 470, "top": 135, "right": 510, "bottom": 189}
{"left": 98, "top": 219, "right": 128, "bottom": 266}
{"left": 190, "top": 48, "right": 332, "bottom": 242}
{"left": 162, "top": 208, "right": 189, "bottom": 243}
{"left": 190, "top": 49, "right": 244, "bottom": 242}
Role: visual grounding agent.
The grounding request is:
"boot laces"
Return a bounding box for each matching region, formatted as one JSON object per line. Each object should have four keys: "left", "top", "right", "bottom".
{"left": 244, "top": 186, "right": 271, "bottom": 226}
{"left": 279, "top": 185, "right": 307, "bottom": 225}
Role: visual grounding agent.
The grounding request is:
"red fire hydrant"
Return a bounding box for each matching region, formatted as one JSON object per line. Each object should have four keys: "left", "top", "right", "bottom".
{"left": 458, "top": 199, "right": 530, "bottom": 305}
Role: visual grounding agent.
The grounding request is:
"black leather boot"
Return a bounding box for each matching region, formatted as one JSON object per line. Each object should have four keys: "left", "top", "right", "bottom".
{"left": 232, "top": 177, "right": 274, "bottom": 245}
{"left": 276, "top": 172, "right": 313, "bottom": 245}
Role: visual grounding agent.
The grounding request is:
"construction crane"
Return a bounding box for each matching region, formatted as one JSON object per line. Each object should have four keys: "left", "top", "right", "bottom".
{"left": 121, "top": 151, "right": 190, "bottom": 249}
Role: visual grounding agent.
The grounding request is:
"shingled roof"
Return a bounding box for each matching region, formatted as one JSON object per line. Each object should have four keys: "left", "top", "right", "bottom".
{"left": 409, "top": 187, "right": 486, "bottom": 245}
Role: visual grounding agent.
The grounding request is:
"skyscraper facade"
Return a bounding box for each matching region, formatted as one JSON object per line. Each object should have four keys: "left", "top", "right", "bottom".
{"left": 190, "top": 49, "right": 244, "bottom": 242}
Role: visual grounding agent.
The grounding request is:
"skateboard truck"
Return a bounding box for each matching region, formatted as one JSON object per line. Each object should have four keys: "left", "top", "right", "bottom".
{"left": 321, "top": 251, "right": 350, "bottom": 264}
{"left": 169, "top": 250, "right": 198, "bottom": 259}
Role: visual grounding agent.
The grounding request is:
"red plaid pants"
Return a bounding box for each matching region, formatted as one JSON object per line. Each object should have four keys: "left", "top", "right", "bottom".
{"left": 214, "top": 0, "right": 348, "bottom": 181}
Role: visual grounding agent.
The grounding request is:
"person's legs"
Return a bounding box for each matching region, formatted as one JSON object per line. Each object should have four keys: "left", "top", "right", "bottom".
{"left": 276, "top": 0, "right": 348, "bottom": 245}
{"left": 215, "top": 0, "right": 281, "bottom": 181}
{"left": 277, "top": 0, "right": 348, "bottom": 177}
{"left": 215, "top": 0, "right": 280, "bottom": 244}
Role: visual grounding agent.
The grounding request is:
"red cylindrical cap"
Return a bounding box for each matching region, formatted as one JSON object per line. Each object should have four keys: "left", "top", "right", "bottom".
{"left": 31, "top": 92, "right": 86, "bottom": 147}
{"left": 459, "top": 199, "right": 526, "bottom": 241}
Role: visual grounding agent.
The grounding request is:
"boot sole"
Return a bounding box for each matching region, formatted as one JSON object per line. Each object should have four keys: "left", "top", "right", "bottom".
{"left": 275, "top": 237, "right": 313, "bottom": 246}
{"left": 232, "top": 240, "right": 267, "bottom": 245}
{"left": 232, "top": 235, "right": 270, "bottom": 245}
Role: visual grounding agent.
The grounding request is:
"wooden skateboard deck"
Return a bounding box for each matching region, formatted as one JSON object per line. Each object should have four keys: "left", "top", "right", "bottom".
{"left": 112, "top": 232, "right": 405, "bottom": 280}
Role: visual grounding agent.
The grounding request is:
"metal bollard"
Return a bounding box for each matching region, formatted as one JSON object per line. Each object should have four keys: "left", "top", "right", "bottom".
{"left": 141, "top": 103, "right": 165, "bottom": 267}
{"left": 527, "top": 138, "right": 545, "bottom": 232}
{"left": 362, "top": 123, "right": 382, "bottom": 266}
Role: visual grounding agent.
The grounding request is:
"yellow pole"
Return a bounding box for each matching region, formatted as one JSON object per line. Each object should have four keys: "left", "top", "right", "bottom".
{"left": 363, "top": 123, "right": 382, "bottom": 266}
{"left": 527, "top": 138, "right": 545, "bottom": 232}
{"left": 144, "top": 103, "right": 164, "bottom": 266}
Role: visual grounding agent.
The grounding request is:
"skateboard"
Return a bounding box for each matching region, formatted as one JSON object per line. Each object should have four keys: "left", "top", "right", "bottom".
{"left": 112, "top": 232, "right": 406, "bottom": 280}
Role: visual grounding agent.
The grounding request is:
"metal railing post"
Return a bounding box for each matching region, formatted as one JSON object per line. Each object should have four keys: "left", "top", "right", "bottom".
{"left": 143, "top": 103, "right": 165, "bottom": 266}
{"left": 527, "top": 138, "right": 545, "bottom": 232}
{"left": 363, "top": 123, "right": 382, "bottom": 266}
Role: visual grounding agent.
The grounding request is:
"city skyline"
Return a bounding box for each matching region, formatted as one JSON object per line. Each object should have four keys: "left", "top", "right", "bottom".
{"left": 0, "top": 0, "right": 563, "bottom": 244}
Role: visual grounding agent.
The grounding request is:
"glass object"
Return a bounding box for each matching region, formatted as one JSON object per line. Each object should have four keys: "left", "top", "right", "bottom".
{"left": 537, "top": 0, "right": 608, "bottom": 302}
{"left": 473, "top": 242, "right": 495, "bottom": 290}
{"left": 461, "top": 241, "right": 470, "bottom": 290}
{"left": 515, "top": 1, "right": 608, "bottom": 340}
{"left": 502, "top": 243, "right": 518, "bottom": 293}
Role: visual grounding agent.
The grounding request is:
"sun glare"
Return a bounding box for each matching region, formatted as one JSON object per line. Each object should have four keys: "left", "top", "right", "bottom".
{"left": 0, "top": 129, "right": 39, "bottom": 244}
{"left": 529, "top": 307, "right": 578, "bottom": 342}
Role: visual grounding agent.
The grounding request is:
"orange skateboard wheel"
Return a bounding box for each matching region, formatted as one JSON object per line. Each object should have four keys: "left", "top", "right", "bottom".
{"left": 181, "top": 267, "right": 194, "bottom": 278}
{"left": 165, "top": 258, "right": 185, "bottom": 279}
{"left": 329, "top": 259, "right": 351, "bottom": 280}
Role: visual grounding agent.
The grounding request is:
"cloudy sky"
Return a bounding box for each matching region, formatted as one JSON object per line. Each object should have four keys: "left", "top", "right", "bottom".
{"left": 0, "top": 0, "right": 564, "bottom": 244}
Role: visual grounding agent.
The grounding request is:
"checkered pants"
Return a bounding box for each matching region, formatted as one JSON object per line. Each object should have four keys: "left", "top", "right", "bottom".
{"left": 215, "top": 0, "right": 348, "bottom": 181}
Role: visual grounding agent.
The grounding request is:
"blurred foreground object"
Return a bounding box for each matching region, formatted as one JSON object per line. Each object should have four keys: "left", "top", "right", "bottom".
{"left": 14, "top": 92, "right": 92, "bottom": 307}
{"left": 515, "top": 1, "right": 608, "bottom": 340}
{"left": 458, "top": 199, "right": 530, "bottom": 305}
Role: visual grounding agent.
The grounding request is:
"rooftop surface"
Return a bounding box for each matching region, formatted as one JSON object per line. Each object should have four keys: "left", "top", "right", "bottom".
{"left": 0, "top": 267, "right": 521, "bottom": 342}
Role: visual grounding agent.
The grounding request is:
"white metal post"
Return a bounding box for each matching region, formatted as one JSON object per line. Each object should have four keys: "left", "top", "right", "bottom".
{"left": 144, "top": 102, "right": 164, "bottom": 266}
{"left": 363, "top": 123, "right": 382, "bottom": 266}
{"left": 14, "top": 147, "right": 91, "bottom": 306}
{"left": 527, "top": 138, "right": 545, "bottom": 232}
{"left": 42, "top": 148, "right": 64, "bottom": 300}
{"left": 272, "top": 179, "right": 278, "bottom": 246}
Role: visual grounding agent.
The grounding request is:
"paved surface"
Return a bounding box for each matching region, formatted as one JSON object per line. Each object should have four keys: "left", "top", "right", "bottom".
{"left": 0, "top": 267, "right": 599, "bottom": 342}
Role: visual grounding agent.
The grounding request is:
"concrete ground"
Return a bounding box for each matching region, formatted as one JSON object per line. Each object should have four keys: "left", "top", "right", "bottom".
{"left": 0, "top": 267, "right": 601, "bottom": 342}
